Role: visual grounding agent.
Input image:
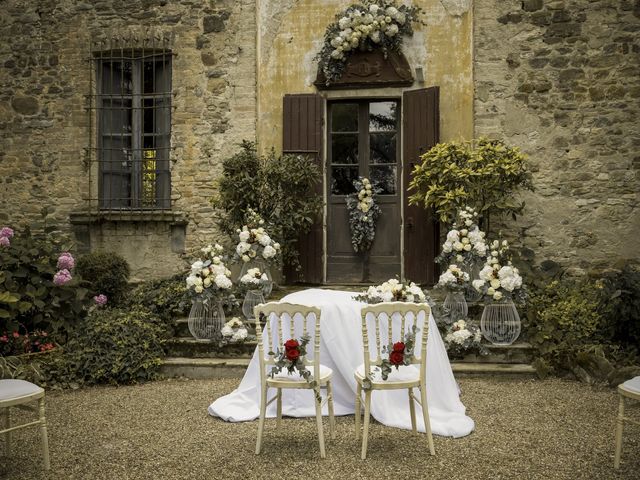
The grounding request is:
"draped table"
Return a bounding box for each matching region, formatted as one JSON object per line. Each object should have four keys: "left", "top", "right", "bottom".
{"left": 208, "top": 289, "right": 475, "bottom": 437}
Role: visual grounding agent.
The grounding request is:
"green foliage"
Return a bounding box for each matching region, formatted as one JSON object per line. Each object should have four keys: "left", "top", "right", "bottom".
{"left": 212, "top": 141, "right": 323, "bottom": 275}
{"left": 599, "top": 264, "right": 640, "bottom": 349}
{"left": 76, "top": 251, "right": 130, "bottom": 306}
{"left": 408, "top": 138, "right": 534, "bottom": 228}
{"left": 44, "top": 307, "right": 165, "bottom": 387}
{"left": 0, "top": 228, "right": 89, "bottom": 336}
{"left": 126, "top": 275, "right": 190, "bottom": 335}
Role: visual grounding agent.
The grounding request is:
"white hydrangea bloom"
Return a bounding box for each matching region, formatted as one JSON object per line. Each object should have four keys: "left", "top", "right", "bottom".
{"left": 221, "top": 325, "right": 234, "bottom": 337}
{"left": 479, "top": 265, "right": 494, "bottom": 281}
{"left": 239, "top": 231, "right": 250, "bottom": 242}
{"left": 191, "top": 260, "right": 204, "bottom": 273}
{"left": 259, "top": 234, "right": 271, "bottom": 247}
{"left": 214, "top": 274, "right": 232, "bottom": 289}
{"left": 232, "top": 328, "right": 248, "bottom": 342}
{"left": 472, "top": 279, "right": 485, "bottom": 291}
{"left": 262, "top": 245, "right": 277, "bottom": 259}
{"left": 446, "top": 230, "right": 460, "bottom": 243}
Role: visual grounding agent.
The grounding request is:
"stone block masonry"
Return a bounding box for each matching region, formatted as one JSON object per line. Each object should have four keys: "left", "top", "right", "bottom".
{"left": 0, "top": 0, "right": 257, "bottom": 281}
{"left": 474, "top": 0, "right": 640, "bottom": 273}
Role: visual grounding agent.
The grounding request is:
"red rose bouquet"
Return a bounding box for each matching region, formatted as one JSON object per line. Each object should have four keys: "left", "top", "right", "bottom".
{"left": 378, "top": 326, "right": 418, "bottom": 381}
{"left": 268, "top": 333, "right": 320, "bottom": 401}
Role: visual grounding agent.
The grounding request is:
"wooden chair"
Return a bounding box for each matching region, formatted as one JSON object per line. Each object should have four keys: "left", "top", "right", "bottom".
{"left": 614, "top": 375, "right": 640, "bottom": 469}
{"left": 254, "top": 302, "right": 335, "bottom": 458}
{"left": 355, "top": 302, "right": 435, "bottom": 460}
{"left": 0, "top": 379, "right": 50, "bottom": 471}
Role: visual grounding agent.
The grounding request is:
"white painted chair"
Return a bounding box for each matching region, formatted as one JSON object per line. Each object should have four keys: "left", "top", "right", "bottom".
{"left": 254, "top": 302, "right": 335, "bottom": 458}
{"left": 355, "top": 302, "right": 435, "bottom": 460}
{"left": 0, "top": 379, "right": 50, "bottom": 471}
{"left": 614, "top": 375, "right": 640, "bottom": 469}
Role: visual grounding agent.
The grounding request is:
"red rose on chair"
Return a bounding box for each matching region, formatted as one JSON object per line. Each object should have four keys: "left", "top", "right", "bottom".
{"left": 286, "top": 347, "right": 300, "bottom": 362}
{"left": 284, "top": 339, "right": 299, "bottom": 351}
{"left": 392, "top": 342, "right": 405, "bottom": 352}
{"left": 389, "top": 350, "right": 404, "bottom": 365}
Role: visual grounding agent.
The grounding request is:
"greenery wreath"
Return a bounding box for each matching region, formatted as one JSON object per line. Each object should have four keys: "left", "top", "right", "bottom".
{"left": 316, "top": 0, "right": 422, "bottom": 84}
{"left": 346, "top": 177, "right": 382, "bottom": 253}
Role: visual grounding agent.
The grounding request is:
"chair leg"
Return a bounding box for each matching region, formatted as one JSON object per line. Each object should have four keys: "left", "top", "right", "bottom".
{"left": 355, "top": 382, "right": 362, "bottom": 439}
{"left": 255, "top": 386, "right": 267, "bottom": 455}
{"left": 326, "top": 381, "right": 336, "bottom": 439}
{"left": 3, "top": 407, "right": 9, "bottom": 457}
{"left": 408, "top": 387, "right": 417, "bottom": 435}
{"left": 361, "top": 390, "right": 372, "bottom": 460}
{"left": 314, "top": 387, "right": 326, "bottom": 459}
{"left": 276, "top": 388, "right": 282, "bottom": 428}
{"left": 614, "top": 395, "right": 625, "bottom": 469}
{"left": 420, "top": 385, "right": 435, "bottom": 456}
{"left": 39, "top": 398, "right": 50, "bottom": 471}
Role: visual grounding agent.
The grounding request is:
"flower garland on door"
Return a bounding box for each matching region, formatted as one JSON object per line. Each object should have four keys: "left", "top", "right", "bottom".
{"left": 346, "top": 177, "right": 382, "bottom": 253}
{"left": 316, "top": 0, "right": 422, "bottom": 84}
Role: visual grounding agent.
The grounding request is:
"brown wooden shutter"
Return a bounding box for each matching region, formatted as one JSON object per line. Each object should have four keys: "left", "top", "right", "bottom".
{"left": 282, "top": 93, "right": 324, "bottom": 284}
{"left": 402, "top": 87, "right": 440, "bottom": 285}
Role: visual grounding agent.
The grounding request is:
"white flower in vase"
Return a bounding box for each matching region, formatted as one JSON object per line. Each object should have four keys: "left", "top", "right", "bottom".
{"left": 221, "top": 325, "right": 234, "bottom": 337}
{"left": 191, "top": 260, "right": 204, "bottom": 273}
{"left": 262, "top": 245, "right": 276, "bottom": 259}
{"left": 214, "top": 274, "right": 232, "bottom": 289}
{"left": 239, "top": 230, "right": 250, "bottom": 242}
{"left": 259, "top": 234, "right": 271, "bottom": 246}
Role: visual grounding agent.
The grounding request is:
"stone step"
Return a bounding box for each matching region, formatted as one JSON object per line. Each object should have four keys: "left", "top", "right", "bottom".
{"left": 159, "top": 357, "right": 536, "bottom": 380}
{"left": 165, "top": 337, "right": 256, "bottom": 358}
{"left": 451, "top": 362, "right": 536, "bottom": 376}
{"left": 455, "top": 342, "right": 534, "bottom": 364}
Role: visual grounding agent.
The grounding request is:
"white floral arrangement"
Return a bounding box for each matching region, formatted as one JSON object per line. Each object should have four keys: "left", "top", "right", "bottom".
{"left": 316, "top": 0, "right": 421, "bottom": 83}
{"left": 437, "top": 207, "right": 488, "bottom": 268}
{"left": 346, "top": 177, "right": 381, "bottom": 253}
{"left": 472, "top": 239, "right": 525, "bottom": 303}
{"left": 437, "top": 264, "right": 470, "bottom": 292}
{"left": 234, "top": 211, "right": 282, "bottom": 265}
{"left": 240, "top": 267, "right": 271, "bottom": 289}
{"left": 443, "top": 319, "right": 486, "bottom": 359}
{"left": 221, "top": 317, "right": 249, "bottom": 343}
{"left": 186, "top": 243, "right": 233, "bottom": 299}
{"left": 355, "top": 278, "right": 426, "bottom": 304}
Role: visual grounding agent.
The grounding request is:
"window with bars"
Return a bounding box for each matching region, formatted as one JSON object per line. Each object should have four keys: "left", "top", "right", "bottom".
{"left": 91, "top": 45, "right": 172, "bottom": 210}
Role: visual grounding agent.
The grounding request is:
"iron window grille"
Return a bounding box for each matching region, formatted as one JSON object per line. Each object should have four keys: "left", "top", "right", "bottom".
{"left": 87, "top": 35, "right": 174, "bottom": 211}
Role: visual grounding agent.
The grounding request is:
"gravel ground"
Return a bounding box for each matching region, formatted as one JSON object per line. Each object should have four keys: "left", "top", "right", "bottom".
{"left": 1, "top": 376, "right": 638, "bottom": 480}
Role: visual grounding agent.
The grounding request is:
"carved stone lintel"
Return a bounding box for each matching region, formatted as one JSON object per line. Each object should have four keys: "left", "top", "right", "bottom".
{"left": 315, "top": 49, "right": 414, "bottom": 90}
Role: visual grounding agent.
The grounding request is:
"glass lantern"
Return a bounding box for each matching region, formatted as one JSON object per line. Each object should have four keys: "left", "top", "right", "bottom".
{"left": 480, "top": 298, "right": 521, "bottom": 345}
{"left": 188, "top": 298, "right": 225, "bottom": 340}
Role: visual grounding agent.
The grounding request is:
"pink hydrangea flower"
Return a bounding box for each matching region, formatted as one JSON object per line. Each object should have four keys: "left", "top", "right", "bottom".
{"left": 53, "top": 269, "right": 72, "bottom": 286}
{"left": 93, "top": 294, "right": 108, "bottom": 306}
{"left": 0, "top": 236, "right": 9, "bottom": 247}
{"left": 57, "top": 252, "right": 75, "bottom": 270}
{"left": 0, "top": 227, "right": 14, "bottom": 238}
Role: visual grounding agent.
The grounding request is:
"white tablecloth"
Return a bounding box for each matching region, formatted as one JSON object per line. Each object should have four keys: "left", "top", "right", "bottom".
{"left": 208, "top": 289, "right": 475, "bottom": 437}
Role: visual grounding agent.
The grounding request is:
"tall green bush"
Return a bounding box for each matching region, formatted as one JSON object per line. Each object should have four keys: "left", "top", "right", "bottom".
{"left": 599, "top": 264, "right": 640, "bottom": 350}
{"left": 212, "top": 141, "right": 323, "bottom": 274}
{"left": 408, "top": 138, "right": 534, "bottom": 229}
{"left": 76, "top": 252, "right": 130, "bottom": 306}
{"left": 0, "top": 227, "right": 89, "bottom": 337}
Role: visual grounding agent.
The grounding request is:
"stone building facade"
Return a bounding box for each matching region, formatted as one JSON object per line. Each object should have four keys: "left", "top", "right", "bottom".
{"left": 0, "top": 0, "right": 638, "bottom": 281}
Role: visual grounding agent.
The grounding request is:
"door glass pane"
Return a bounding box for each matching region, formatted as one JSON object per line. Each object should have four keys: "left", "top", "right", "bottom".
{"left": 369, "top": 101, "right": 397, "bottom": 132}
{"left": 331, "top": 166, "right": 358, "bottom": 195}
{"left": 101, "top": 60, "right": 132, "bottom": 95}
{"left": 370, "top": 165, "right": 396, "bottom": 195}
{"left": 101, "top": 99, "right": 132, "bottom": 135}
{"left": 143, "top": 98, "right": 156, "bottom": 135}
{"left": 331, "top": 134, "right": 358, "bottom": 164}
{"left": 331, "top": 103, "right": 358, "bottom": 132}
{"left": 370, "top": 132, "right": 396, "bottom": 164}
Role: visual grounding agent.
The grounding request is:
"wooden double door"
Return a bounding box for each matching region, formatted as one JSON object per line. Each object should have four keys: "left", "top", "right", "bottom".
{"left": 282, "top": 88, "right": 440, "bottom": 285}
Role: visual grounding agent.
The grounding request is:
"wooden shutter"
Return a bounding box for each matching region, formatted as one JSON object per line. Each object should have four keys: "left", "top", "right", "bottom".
{"left": 402, "top": 87, "right": 440, "bottom": 285}
{"left": 282, "top": 94, "right": 324, "bottom": 284}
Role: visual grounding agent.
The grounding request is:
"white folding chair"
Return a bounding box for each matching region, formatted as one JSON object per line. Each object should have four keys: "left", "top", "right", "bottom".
{"left": 254, "top": 302, "right": 335, "bottom": 458}
{"left": 0, "top": 379, "right": 50, "bottom": 471}
{"left": 614, "top": 375, "right": 640, "bottom": 469}
{"left": 355, "top": 302, "right": 435, "bottom": 460}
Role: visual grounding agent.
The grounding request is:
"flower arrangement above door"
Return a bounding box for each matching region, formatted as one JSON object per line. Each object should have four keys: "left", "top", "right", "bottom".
{"left": 314, "top": 0, "right": 422, "bottom": 89}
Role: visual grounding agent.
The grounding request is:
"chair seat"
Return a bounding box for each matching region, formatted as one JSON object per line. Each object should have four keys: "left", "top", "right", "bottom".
{"left": 620, "top": 376, "right": 640, "bottom": 395}
{"left": 0, "top": 379, "right": 43, "bottom": 402}
{"left": 355, "top": 363, "right": 421, "bottom": 384}
{"left": 268, "top": 364, "right": 332, "bottom": 383}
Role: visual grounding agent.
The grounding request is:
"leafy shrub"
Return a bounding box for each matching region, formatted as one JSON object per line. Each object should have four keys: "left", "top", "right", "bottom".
{"left": 44, "top": 306, "right": 165, "bottom": 387}
{"left": 212, "top": 141, "right": 323, "bottom": 275}
{"left": 126, "top": 275, "right": 190, "bottom": 335}
{"left": 599, "top": 264, "right": 640, "bottom": 350}
{"left": 76, "top": 251, "right": 130, "bottom": 306}
{"left": 408, "top": 138, "right": 533, "bottom": 229}
{"left": 0, "top": 227, "right": 89, "bottom": 337}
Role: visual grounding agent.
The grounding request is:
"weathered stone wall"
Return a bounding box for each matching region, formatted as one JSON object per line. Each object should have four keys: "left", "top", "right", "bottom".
{"left": 474, "top": 0, "right": 640, "bottom": 272}
{"left": 0, "top": 0, "right": 256, "bottom": 280}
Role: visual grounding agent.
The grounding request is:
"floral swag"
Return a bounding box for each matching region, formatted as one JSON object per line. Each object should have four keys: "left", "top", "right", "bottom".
{"left": 346, "top": 177, "right": 381, "bottom": 254}
{"left": 316, "top": 0, "right": 422, "bottom": 84}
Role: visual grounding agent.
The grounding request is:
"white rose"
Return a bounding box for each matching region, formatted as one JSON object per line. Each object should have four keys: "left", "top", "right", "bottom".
{"left": 463, "top": 244, "right": 472, "bottom": 251}
{"left": 454, "top": 242, "right": 464, "bottom": 251}
{"left": 490, "top": 279, "right": 501, "bottom": 289}
{"left": 215, "top": 244, "right": 224, "bottom": 252}
{"left": 460, "top": 229, "right": 468, "bottom": 236}
{"left": 262, "top": 245, "right": 277, "bottom": 259}
{"left": 442, "top": 241, "right": 453, "bottom": 253}
{"left": 259, "top": 234, "right": 271, "bottom": 246}
{"left": 493, "top": 291, "right": 503, "bottom": 301}
{"left": 186, "top": 275, "right": 197, "bottom": 287}
{"left": 221, "top": 325, "right": 234, "bottom": 337}
{"left": 456, "top": 255, "right": 464, "bottom": 263}
{"left": 201, "top": 268, "right": 210, "bottom": 277}
{"left": 232, "top": 328, "right": 248, "bottom": 342}
{"left": 239, "top": 231, "right": 250, "bottom": 242}
{"left": 194, "top": 285, "right": 203, "bottom": 293}
{"left": 479, "top": 265, "right": 494, "bottom": 281}
{"left": 487, "top": 287, "right": 495, "bottom": 296}
{"left": 203, "top": 277, "right": 212, "bottom": 287}
{"left": 242, "top": 254, "right": 250, "bottom": 262}
{"left": 370, "top": 30, "right": 381, "bottom": 43}
{"left": 191, "top": 260, "right": 204, "bottom": 273}
{"left": 461, "top": 237, "right": 470, "bottom": 245}
{"left": 502, "top": 240, "right": 509, "bottom": 247}
{"left": 381, "top": 291, "right": 394, "bottom": 302}
{"left": 194, "top": 277, "right": 203, "bottom": 286}
{"left": 446, "top": 230, "right": 460, "bottom": 243}
{"left": 472, "top": 279, "right": 485, "bottom": 291}
{"left": 465, "top": 219, "right": 472, "bottom": 226}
